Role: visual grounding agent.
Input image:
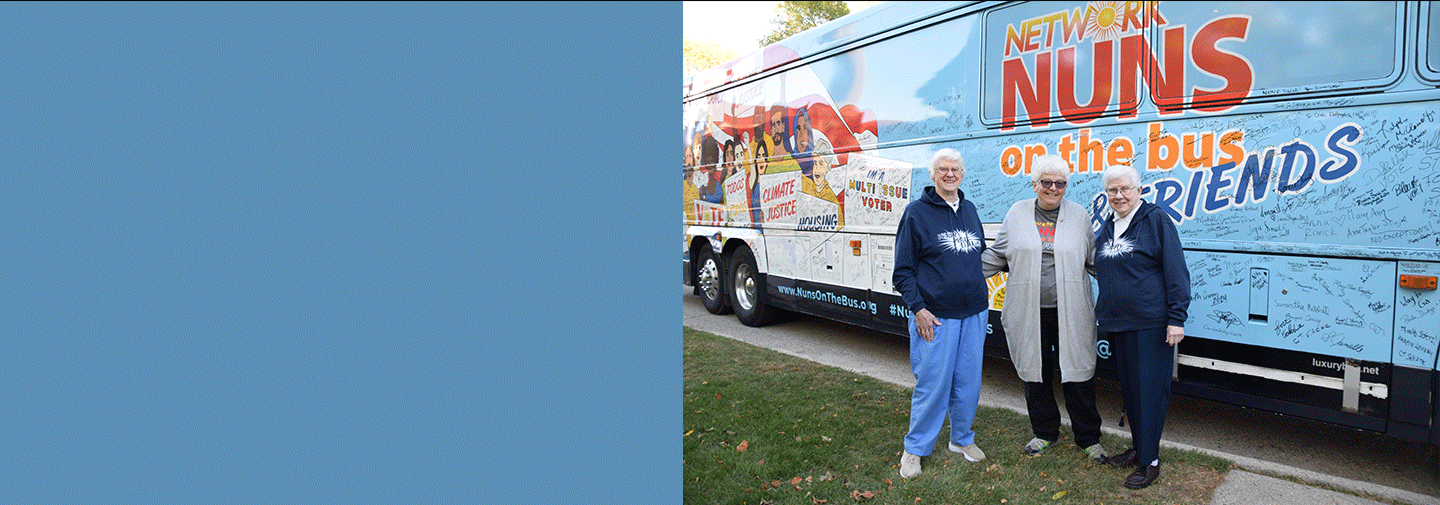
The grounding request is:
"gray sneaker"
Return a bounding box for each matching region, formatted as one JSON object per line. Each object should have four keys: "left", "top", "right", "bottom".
{"left": 948, "top": 442, "right": 986, "bottom": 461}
{"left": 1023, "top": 437, "right": 1053, "bottom": 456}
{"left": 1083, "top": 443, "right": 1108, "bottom": 462}
{"left": 899, "top": 451, "right": 923, "bottom": 479}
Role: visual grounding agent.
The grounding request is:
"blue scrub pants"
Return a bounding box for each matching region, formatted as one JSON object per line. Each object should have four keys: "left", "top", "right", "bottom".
{"left": 1109, "top": 326, "right": 1174, "bottom": 466}
{"left": 904, "top": 311, "right": 987, "bottom": 456}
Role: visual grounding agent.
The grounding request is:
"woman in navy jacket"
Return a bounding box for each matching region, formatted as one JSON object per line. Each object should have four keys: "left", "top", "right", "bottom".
{"left": 1093, "top": 164, "right": 1191, "bottom": 489}
{"left": 891, "top": 148, "right": 990, "bottom": 479}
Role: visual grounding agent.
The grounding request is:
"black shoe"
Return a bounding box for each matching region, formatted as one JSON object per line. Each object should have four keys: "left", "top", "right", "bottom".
{"left": 1105, "top": 448, "right": 1137, "bottom": 468}
{"left": 1124, "top": 463, "right": 1160, "bottom": 489}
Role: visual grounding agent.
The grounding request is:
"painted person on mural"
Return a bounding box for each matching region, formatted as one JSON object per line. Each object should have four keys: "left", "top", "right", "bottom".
{"left": 723, "top": 139, "right": 739, "bottom": 180}
{"left": 892, "top": 148, "right": 989, "bottom": 479}
{"left": 1093, "top": 164, "right": 1191, "bottom": 490}
{"left": 789, "top": 106, "right": 815, "bottom": 171}
{"left": 980, "top": 154, "right": 1107, "bottom": 463}
{"left": 768, "top": 105, "right": 791, "bottom": 158}
{"left": 802, "top": 136, "right": 839, "bottom": 204}
{"left": 764, "top": 104, "right": 801, "bottom": 174}
{"left": 683, "top": 143, "right": 699, "bottom": 223}
{"left": 698, "top": 136, "right": 724, "bottom": 204}
{"left": 749, "top": 135, "right": 770, "bottom": 225}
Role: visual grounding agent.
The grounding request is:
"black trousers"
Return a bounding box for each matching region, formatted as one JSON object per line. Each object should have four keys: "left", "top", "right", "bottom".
{"left": 1024, "top": 308, "right": 1104, "bottom": 448}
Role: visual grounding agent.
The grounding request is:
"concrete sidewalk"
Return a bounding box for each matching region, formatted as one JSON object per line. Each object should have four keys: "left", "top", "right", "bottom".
{"left": 993, "top": 399, "right": 1439, "bottom": 505}
{"left": 1211, "top": 470, "right": 1399, "bottom": 505}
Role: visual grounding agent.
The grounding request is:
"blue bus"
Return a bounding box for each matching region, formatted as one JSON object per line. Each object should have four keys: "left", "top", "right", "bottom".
{"left": 682, "top": 1, "right": 1440, "bottom": 448}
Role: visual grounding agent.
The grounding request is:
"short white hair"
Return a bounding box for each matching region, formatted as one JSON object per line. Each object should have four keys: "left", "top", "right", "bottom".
{"left": 928, "top": 148, "right": 964, "bottom": 178}
{"left": 1030, "top": 154, "right": 1070, "bottom": 183}
{"left": 1101, "top": 164, "right": 1141, "bottom": 189}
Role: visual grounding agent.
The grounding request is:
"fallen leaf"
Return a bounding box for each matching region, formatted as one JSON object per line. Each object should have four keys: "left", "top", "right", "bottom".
{"left": 737, "top": 440, "right": 749, "bottom": 452}
{"left": 772, "top": 481, "right": 781, "bottom": 488}
{"left": 819, "top": 471, "right": 836, "bottom": 481}
{"left": 883, "top": 478, "right": 892, "bottom": 485}
{"left": 1001, "top": 500, "right": 1007, "bottom": 504}
{"left": 1040, "top": 486, "right": 1047, "bottom": 492}
{"left": 805, "top": 476, "right": 813, "bottom": 483}
{"left": 684, "top": 430, "right": 693, "bottom": 437}
{"left": 822, "top": 435, "right": 833, "bottom": 442}
{"left": 725, "top": 429, "right": 737, "bottom": 435}
{"left": 716, "top": 393, "right": 722, "bottom": 399}
{"left": 792, "top": 477, "right": 803, "bottom": 486}
{"left": 795, "top": 485, "right": 804, "bottom": 491}
{"left": 757, "top": 459, "right": 766, "bottom": 465}
{"left": 1051, "top": 490, "right": 1068, "bottom": 500}
{"left": 813, "top": 498, "right": 828, "bottom": 504}
{"left": 850, "top": 490, "right": 875, "bottom": 501}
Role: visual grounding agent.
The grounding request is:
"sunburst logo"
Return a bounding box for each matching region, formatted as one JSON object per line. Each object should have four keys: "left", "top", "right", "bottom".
{"left": 986, "top": 273, "right": 1008, "bottom": 310}
{"left": 1084, "top": 1, "right": 1125, "bottom": 42}
{"left": 938, "top": 230, "right": 982, "bottom": 254}
{"left": 1099, "top": 236, "right": 1135, "bottom": 258}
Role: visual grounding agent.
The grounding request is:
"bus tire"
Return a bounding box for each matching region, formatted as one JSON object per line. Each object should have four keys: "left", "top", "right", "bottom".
{"left": 728, "top": 246, "right": 777, "bottom": 327}
{"left": 697, "top": 247, "right": 732, "bottom": 315}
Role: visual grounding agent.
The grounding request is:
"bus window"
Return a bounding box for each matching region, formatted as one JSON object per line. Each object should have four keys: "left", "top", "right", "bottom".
{"left": 1155, "top": 2, "right": 1400, "bottom": 105}
{"left": 1424, "top": 2, "right": 1440, "bottom": 83}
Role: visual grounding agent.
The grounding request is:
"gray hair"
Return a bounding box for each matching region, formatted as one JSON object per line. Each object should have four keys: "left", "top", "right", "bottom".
{"left": 1101, "top": 164, "right": 1141, "bottom": 189}
{"left": 928, "top": 148, "right": 964, "bottom": 178}
{"left": 813, "top": 136, "right": 838, "bottom": 167}
{"left": 1030, "top": 154, "right": 1070, "bottom": 183}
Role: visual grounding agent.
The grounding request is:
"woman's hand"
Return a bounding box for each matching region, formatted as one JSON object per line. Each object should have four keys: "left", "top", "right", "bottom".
{"left": 1166, "top": 325, "right": 1185, "bottom": 346}
{"left": 915, "top": 308, "right": 941, "bottom": 342}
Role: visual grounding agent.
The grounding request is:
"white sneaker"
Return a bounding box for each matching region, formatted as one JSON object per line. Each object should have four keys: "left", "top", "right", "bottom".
{"left": 899, "top": 451, "right": 922, "bottom": 479}
{"left": 948, "top": 442, "right": 986, "bottom": 461}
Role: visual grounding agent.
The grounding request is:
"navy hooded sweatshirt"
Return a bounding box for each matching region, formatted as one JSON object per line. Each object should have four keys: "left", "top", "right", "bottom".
{"left": 892, "top": 186, "right": 988, "bottom": 320}
{"left": 1093, "top": 200, "right": 1191, "bottom": 332}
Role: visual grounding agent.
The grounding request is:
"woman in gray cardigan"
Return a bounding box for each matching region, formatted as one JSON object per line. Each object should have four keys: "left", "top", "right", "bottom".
{"left": 981, "top": 154, "right": 1106, "bottom": 462}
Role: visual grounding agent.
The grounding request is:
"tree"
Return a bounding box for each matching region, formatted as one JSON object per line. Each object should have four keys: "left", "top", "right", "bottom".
{"left": 684, "top": 37, "right": 737, "bottom": 78}
{"left": 759, "top": 1, "right": 850, "bottom": 47}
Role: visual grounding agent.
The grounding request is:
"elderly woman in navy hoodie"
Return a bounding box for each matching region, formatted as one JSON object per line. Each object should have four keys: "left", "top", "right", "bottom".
{"left": 1093, "top": 164, "right": 1191, "bottom": 490}
{"left": 892, "top": 148, "right": 989, "bottom": 479}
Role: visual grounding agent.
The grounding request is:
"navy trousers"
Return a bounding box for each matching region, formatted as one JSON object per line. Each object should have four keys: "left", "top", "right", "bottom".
{"left": 1108, "top": 326, "right": 1173, "bottom": 465}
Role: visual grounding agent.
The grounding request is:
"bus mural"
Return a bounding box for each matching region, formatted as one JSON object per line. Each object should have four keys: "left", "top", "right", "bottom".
{"left": 683, "top": 1, "right": 1440, "bottom": 447}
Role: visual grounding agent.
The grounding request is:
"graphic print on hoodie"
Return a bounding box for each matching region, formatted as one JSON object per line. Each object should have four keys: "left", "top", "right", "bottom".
{"left": 892, "top": 186, "right": 988, "bottom": 321}
{"left": 1093, "top": 201, "right": 1191, "bottom": 332}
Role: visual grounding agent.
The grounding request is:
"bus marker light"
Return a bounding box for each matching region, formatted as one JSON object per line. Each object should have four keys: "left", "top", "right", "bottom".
{"left": 850, "top": 240, "right": 862, "bottom": 256}
{"left": 1399, "top": 274, "right": 1437, "bottom": 290}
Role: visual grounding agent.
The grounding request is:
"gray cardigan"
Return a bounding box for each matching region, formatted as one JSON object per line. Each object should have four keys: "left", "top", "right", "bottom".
{"left": 981, "top": 198, "right": 1098, "bottom": 383}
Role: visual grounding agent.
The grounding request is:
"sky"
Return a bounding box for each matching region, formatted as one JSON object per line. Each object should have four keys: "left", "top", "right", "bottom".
{"left": 683, "top": 1, "right": 879, "bottom": 56}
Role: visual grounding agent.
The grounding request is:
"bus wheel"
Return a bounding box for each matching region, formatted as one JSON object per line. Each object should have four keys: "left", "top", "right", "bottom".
{"left": 729, "top": 246, "right": 776, "bottom": 327}
{"left": 697, "top": 247, "right": 732, "bottom": 315}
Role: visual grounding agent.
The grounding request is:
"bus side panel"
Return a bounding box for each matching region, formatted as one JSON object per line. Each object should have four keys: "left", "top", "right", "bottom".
{"left": 1185, "top": 252, "right": 1396, "bottom": 364}
{"left": 1394, "top": 261, "right": 1440, "bottom": 370}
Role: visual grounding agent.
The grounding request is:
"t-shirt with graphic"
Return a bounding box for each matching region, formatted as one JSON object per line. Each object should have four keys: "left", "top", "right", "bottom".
{"left": 1034, "top": 203, "right": 1059, "bottom": 308}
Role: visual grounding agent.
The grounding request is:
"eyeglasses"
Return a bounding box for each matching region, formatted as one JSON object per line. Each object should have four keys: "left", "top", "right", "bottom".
{"left": 935, "top": 167, "right": 962, "bottom": 175}
{"left": 1105, "top": 185, "right": 1136, "bottom": 195}
{"left": 1037, "top": 180, "right": 1067, "bottom": 189}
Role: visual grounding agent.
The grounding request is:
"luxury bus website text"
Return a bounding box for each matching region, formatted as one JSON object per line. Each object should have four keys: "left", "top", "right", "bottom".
{"left": 778, "top": 285, "right": 876, "bottom": 315}
{"left": 1000, "top": 122, "right": 1364, "bottom": 226}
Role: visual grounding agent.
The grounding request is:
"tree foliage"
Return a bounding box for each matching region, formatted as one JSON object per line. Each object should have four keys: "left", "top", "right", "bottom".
{"left": 683, "top": 37, "right": 737, "bottom": 77}
{"left": 759, "top": 1, "right": 850, "bottom": 46}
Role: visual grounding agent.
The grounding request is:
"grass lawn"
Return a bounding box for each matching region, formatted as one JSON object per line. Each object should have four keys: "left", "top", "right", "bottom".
{"left": 684, "top": 326, "right": 1234, "bottom": 505}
